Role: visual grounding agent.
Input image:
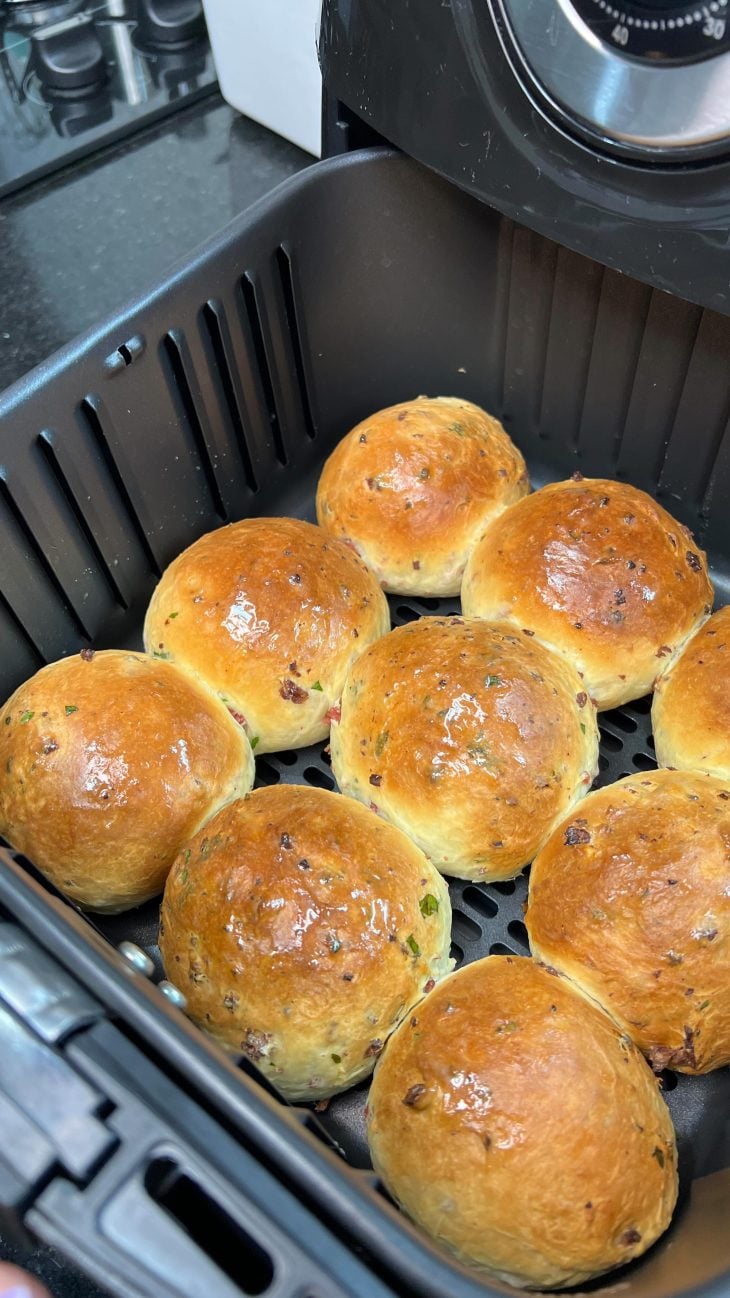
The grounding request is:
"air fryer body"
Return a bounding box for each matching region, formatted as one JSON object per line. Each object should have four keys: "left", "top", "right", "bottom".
{"left": 320, "top": 0, "right": 730, "bottom": 315}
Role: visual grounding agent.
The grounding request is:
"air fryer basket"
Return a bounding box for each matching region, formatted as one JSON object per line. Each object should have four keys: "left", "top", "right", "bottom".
{"left": 1, "top": 147, "right": 730, "bottom": 1298}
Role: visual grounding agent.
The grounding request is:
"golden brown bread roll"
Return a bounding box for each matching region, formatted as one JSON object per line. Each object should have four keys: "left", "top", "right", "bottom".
{"left": 0, "top": 650, "right": 254, "bottom": 912}
{"left": 143, "top": 517, "right": 390, "bottom": 754}
{"left": 461, "top": 476, "right": 713, "bottom": 710}
{"left": 160, "top": 784, "right": 452, "bottom": 1101}
{"left": 652, "top": 606, "right": 730, "bottom": 779}
{"left": 367, "top": 955, "right": 677, "bottom": 1289}
{"left": 316, "top": 396, "right": 529, "bottom": 596}
{"left": 527, "top": 769, "right": 730, "bottom": 1073}
{"left": 329, "top": 617, "right": 599, "bottom": 881}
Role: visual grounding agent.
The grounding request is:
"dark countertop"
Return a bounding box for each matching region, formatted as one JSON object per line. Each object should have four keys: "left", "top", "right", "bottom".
{"left": 0, "top": 91, "right": 310, "bottom": 1297}
{"left": 0, "top": 91, "right": 311, "bottom": 394}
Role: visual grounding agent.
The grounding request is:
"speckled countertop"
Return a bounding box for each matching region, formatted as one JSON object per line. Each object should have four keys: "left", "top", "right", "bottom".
{"left": 0, "top": 92, "right": 310, "bottom": 394}
{"left": 0, "top": 90, "right": 309, "bottom": 1297}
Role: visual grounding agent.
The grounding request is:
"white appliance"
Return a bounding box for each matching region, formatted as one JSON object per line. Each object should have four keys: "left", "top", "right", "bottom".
{"left": 202, "top": 0, "right": 322, "bottom": 157}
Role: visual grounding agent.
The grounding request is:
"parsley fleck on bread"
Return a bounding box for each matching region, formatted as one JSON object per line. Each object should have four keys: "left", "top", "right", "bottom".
{"left": 160, "top": 784, "right": 452, "bottom": 1101}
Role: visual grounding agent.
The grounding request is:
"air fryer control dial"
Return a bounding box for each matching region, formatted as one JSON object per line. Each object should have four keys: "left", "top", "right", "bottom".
{"left": 571, "top": 0, "right": 729, "bottom": 62}
{"left": 497, "top": 0, "right": 730, "bottom": 156}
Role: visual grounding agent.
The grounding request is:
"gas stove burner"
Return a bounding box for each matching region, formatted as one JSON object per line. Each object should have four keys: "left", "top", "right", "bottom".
{"left": 29, "top": 12, "right": 107, "bottom": 96}
{"left": 1, "top": 0, "right": 84, "bottom": 28}
{"left": 0, "top": 0, "right": 216, "bottom": 196}
{"left": 133, "top": 0, "right": 205, "bottom": 50}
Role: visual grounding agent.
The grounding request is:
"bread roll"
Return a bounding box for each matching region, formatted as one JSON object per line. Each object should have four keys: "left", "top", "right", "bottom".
{"left": 316, "top": 396, "right": 529, "bottom": 596}
{"left": 462, "top": 476, "right": 712, "bottom": 710}
{"left": 0, "top": 650, "right": 253, "bottom": 912}
{"left": 527, "top": 769, "right": 730, "bottom": 1073}
{"left": 159, "top": 785, "right": 452, "bottom": 1101}
{"left": 143, "top": 517, "right": 390, "bottom": 754}
{"left": 652, "top": 606, "right": 730, "bottom": 779}
{"left": 367, "top": 955, "right": 677, "bottom": 1289}
{"left": 329, "top": 617, "right": 598, "bottom": 881}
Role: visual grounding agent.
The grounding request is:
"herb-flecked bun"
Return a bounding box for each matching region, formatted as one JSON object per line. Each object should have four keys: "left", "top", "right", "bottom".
{"left": 462, "top": 476, "right": 712, "bottom": 710}
{"left": 316, "top": 396, "right": 529, "bottom": 595}
{"left": 652, "top": 606, "right": 730, "bottom": 780}
{"left": 527, "top": 770, "right": 730, "bottom": 1073}
{"left": 160, "top": 785, "right": 453, "bottom": 1101}
{"left": 367, "top": 956, "right": 677, "bottom": 1289}
{"left": 144, "top": 517, "right": 391, "bottom": 754}
{"left": 330, "top": 617, "right": 599, "bottom": 881}
{"left": 0, "top": 650, "right": 253, "bottom": 912}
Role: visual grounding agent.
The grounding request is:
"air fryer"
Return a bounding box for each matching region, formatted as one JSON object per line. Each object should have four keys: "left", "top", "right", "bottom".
{"left": 0, "top": 3, "right": 729, "bottom": 1298}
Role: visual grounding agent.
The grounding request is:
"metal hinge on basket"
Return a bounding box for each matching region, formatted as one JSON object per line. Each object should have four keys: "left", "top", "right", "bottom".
{"left": 0, "top": 918, "right": 395, "bottom": 1298}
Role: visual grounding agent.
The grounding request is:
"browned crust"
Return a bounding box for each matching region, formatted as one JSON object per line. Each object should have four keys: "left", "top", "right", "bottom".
{"left": 527, "top": 769, "right": 730, "bottom": 1073}
{"left": 462, "top": 477, "right": 713, "bottom": 709}
{"left": 143, "top": 517, "right": 390, "bottom": 753}
{"left": 653, "top": 605, "right": 730, "bottom": 779}
{"left": 329, "top": 616, "right": 599, "bottom": 881}
{"left": 316, "top": 396, "right": 529, "bottom": 595}
{"left": 367, "top": 956, "right": 677, "bottom": 1288}
{"left": 0, "top": 650, "right": 253, "bottom": 911}
{"left": 159, "top": 785, "right": 452, "bottom": 1100}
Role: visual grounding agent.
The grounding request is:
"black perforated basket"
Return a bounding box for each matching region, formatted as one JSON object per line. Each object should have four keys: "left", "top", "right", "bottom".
{"left": 1, "top": 148, "right": 730, "bottom": 1298}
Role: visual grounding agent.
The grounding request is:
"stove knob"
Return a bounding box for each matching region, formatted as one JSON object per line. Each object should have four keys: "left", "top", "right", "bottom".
{"left": 135, "top": 0, "right": 205, "bottom": 47}
{"left": 30, "top": 12, "right": 106, "bottom": 92}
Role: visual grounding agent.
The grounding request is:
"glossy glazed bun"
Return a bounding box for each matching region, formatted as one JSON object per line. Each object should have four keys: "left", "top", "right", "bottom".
{"left": 144, "top": 517, "right": 390, "bottom": 754}
{"left": 0, "top": 650, "right": 253, "bottom": 912}
{"left": 367, "top": 956, "right": 677, "bottom": 1289}
{"left": 652, "top": 606, "right": 730, "bottom": 779}
{"left": 316, "top": 396, "right": 529, "bottom": 595}
{"left": 329, "top": 617, "right": 598, "bottom": 881}
{"left": 462, "top": 476, "right": 712, "bottom": 710}
{"left": 527, "top": 769, "right": 730, "bottom": 1073}
{"left": 160, "top": 784, "right": 452, "bottom": 1101}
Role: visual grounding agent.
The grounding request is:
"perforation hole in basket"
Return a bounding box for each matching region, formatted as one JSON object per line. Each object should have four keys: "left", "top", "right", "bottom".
{"left": 451, "top": 909, "right": 482, "bottom": 945}
{"left": 395, "top": 604, "right": 420, "bottom": 624}
{"left": 0, "top": 477, "right": 92, "bottom": 642}
{"left": 489, "top": 941, "right": 520, "bottom": 956}
{"left": 602, "top": 708, "right": 638, "bottom": 734}
{"left": 303, "top": 766, "right": 335, "bottom": 791}
{"left": 599, "top": 727, "right": 623, "bottom": 753}
{"left": 163, "top": 331, "right": 227, "bottom": 521}
{"left": 37, "top": 432, "right": 129, "bottom": 611}
{"left": 461, "top": 886, "right": 498, "bottom": 920}
{"left": 79, "top": 396, "right": 162, "bottom": 577}
{"left": 240, "top": 272, "right": 287, "bottom": 467}
{"left": 255, "top": 759, "right": 281, "bottom": 787}
{"left": 507, "top": 919, "right": 530, "bottom": 951}
{"left": 450, "top": 939, "right": 465, "bottom": 966}
{"left": 201, "top": 300, "right": 258, "bottom": 493}
{"left": 658, "top": 1071, "right": 679, "bottom": 1092}
{"left": 491, "top": 878, "right": 517, "bottom": 895}
{"left": 276, "top": 245, "right": 316, "bottom": 442}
